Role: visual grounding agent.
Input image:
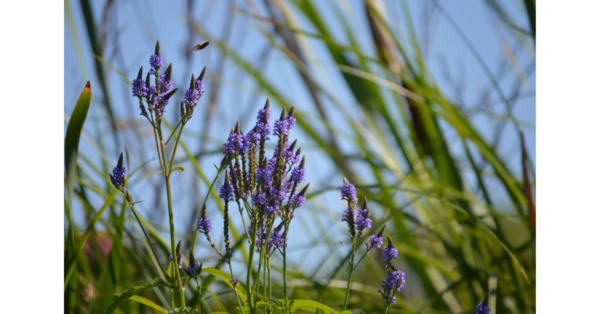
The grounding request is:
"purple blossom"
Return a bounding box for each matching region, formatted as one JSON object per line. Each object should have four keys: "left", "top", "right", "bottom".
{"left": 198, "top": 216, "right": 211, "bottom": 234}
{"left": 356, "top": 208, "right": 372, "bottom": 230}
{"left": 159, "top": 73, "right": 173, "bottom": 93}
{"left": 230, "top": 278, "right": 236, "bottom": 285}
{"left": 378, "top": 270, "right": 405, "bottom": 305}
{"left": 109, "top": 164, "right": 126, "bottom": 189}
{"left": 252, "top": 193, "right": 268, "bottom": 207}
{"left": 341, "top": 182, "right": 357, "bottom": 202}
{"left": 341, "top": 207, "right": 357, "bottom": 223}
{"left": 150, "top": 54, "right": 163, "bottom": 70}
{"left": 268, "top": 226, "right": 285, "bottom": 250}
{"left": 186, "top": 262, "right": 201, "bottom": 277}
{"left": 183, "top": 87, "right": 200, "bottom": 106}
{"left": 368, "top": 235, "right": 383, "bottom": 249}
{"left": 274, "top": 115, "right": 296, "bottom": 137}
{"left": 383, "top": 245, "right": 398, "bottom": 263}
{"left": 195, "top": 79, "right": 205, "bottom": 95}
{"left": 475, "top": 303, "right": 490, "bottom": 314}
{"left": 169, "top": 255, "right": 183, "bottom": 269}
{"left": 219, "top": 181, "right": 234, "bottom": 202}
{"left": 223, "top": 132, "right": 246, "bottom": 155}
{"left": 289, "top": 167, "right": 306, "bottom": 184}
{"left": 132, "top": 78, "right": 150, "bottom": 98}
{"left": 289, "top": 193, "right": 306, "bottom": 209}
{"left": 151, "top": 93, "right": 169, "bottom": 118}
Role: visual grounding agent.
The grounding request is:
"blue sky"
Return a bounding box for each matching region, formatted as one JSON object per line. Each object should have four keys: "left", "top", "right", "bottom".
{"left": 65, "top": 0, "right": 535, "bottom": 278}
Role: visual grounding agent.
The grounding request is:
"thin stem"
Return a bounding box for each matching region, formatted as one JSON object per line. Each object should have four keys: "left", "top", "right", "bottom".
{"left": 246, "top": 213, "right": 258, "bottom": 314}
{"left": 253, "top": 218, "right": 275, "bottom": 294}
{"left": 152, "top": 123, "right": 166, "bottom": 175}
{"left": 263, "top": 258, "right": 267, "bottom": 314}
{"left": 194, "top": 278, "right": 205, "bottom": 314}
{"left": 227, "top": 261, "right": 246, "bottom": 314}
{"left": 353, "top": 244, "right": 372, "bottom": 271}
{"left": 267, "top": 257, "right": 272, "bottom": 314}
{"left": 383, "top": 305, "right": 390, "bottom": 314}
{"left": 128, "top": 201, "right": 169, "bottom": 280}
{"left": 343, "top": 242, "right": 357, "bottom": 310}
{"left": 282, "top": 222, "right": 291, "bottom": 314}
{"left": 165, "top": 119, "right": 184, "bottom": 145}
{"left": 169, "top": 121, "right": 186, "bottom": 171}
{"left": 165, "top": 175, "right": 185, "bottom": 306}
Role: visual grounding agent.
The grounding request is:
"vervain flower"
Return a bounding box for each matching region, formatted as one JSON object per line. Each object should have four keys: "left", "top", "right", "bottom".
{"left": 150, "top": 54, "right": 163, "bottom": 70}
{"left": 198, "top": 213, "right": 211, "bottom": 235}
{"left": 383, "top": 237, "right": 398, "bottom": 263}
{"left": 341, "top": 179, "right": 357, "bottom": 203}
{"left": 219, "top": 172, "right": 235, "bottom": 202}
{"left": 109, "top": 153, "right": 126, "bottom": 189}
{"left": 223, "top": 131, "right": 246, "bottom": 155}
{"left": 368, "top": 235, "right": 383, "bottom": 248}
{"left": 342, "top": 207, "right": 357, "bottom": 223}
{"left": 378, "top": 269, "right": 405, "bottom": 305}
{"left": 132, "top": 78, "right": 150, "bottom": 98}
{"left": 475, "top": 303, "right": 490, "bottom": 314}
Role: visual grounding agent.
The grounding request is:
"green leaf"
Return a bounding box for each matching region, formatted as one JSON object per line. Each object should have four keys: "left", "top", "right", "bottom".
{"left": 171, "top": 167, "right": 184, "bottom": 173}
{"left": 65, "top": 81, "right": 91, "bottom": 214}
{"left": 289, "top": 300, "right": 339, "bottom": 314}
{"left": 266, "top": 299, "right": 284, "bottom": 308}
{"left": 113, "top": 294, "right": 168, "bottom": 314}
{"left": 202, "top": 267, "right": 249, "bottom": 303}
{"left": 64, "top": 82, "right": 92, "bottom": 314}
{"left": 104, "top": 278, "right": 170, "bottom": 314}
{"left": 341, "top": 311, "right": 352, "bottom": 314}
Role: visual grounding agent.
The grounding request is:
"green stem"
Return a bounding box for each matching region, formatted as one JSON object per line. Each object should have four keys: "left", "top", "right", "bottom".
{"left": 165, "top": 176, "right": 185, "bottom": 307}
{"left": 169, "top": 121, "right": 186, "bottom": 171}
{"left": 263, "top": 257, "right": 267, "bottom": 313}
{"left": 343, "top": 242, "right": 356, "bottom": 310}
{"left": 128, "top": 201, "right": 168, "bottom": 279}
{"left": 267, "top": 257, "right": 272, "bottom": 314}
{"left": 246, "top": 214, "right": 258, "bottom": 314}
{"left": 353, "top": 244, "right": 371, "bottom": 271}
{"left": 283, "top": 222, "right": 290, "bottom": 314}
{"left": 165, "top": 119, "right": 184, "bottom": 145}
{"left": 383, "top": 305, "right": 390, "bottom": 314}
{"left": 227, "top": 262, "right": 246, "bottom": 314}
{"left": 194, "top": 278, "right": 205, "bottom": 314}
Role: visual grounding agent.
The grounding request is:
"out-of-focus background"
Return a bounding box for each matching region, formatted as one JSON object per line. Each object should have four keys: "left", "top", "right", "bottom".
{"left": 64, "top": 0, "right": 535, "bottom": 313}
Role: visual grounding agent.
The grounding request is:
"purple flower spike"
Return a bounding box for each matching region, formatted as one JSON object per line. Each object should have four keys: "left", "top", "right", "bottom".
{"left": 219, "top": 173, "right": 235, "bottom": 202}
{"left": 378, "top": 269, "right": 405, "bottom": 305}
{"left": 290, "top": 167, "right": 306, "bottom": 184}
{"left": 342, "top": 207, "right": 357, "bottom": 223}
{"left": 475, "top": 303, "right": 490, "bottom": 314}
{"left": 274, "top": 115, "right": 296, "bottom": 137}
{"left": 356, "top": 209, "right": 372, "bottom": 230}
{"left": 383, "top": 245, "right": 398, "bottom": 263}
{"left": 183, "top": 87, "right": 200, "bottom": 106}
{"left": 368, "top": 235, "right": 383, "bottom": 248}
{"left": 109, "top": 154, "right": 126, "bottom": 189}
{"left": 132, "top": 78, "right": 150, "bottom": 98}
{"left": 341, "top": 179, "right": 357, "bottom": 203}
{"left": 150, "top": 54, "right": 163, "bottom": 69}
{"left": 198, "top": 216, "right": 211, "bottom": 234}
{"left": 223, "top": 132, "right": 246, "bottom": 155}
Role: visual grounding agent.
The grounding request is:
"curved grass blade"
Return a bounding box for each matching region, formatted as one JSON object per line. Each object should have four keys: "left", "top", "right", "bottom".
{"left": 104, "top": 278, "right": 171, "bottom": 314}
{"left": 64, "top": 81, "right": 91, "bottom": 313}
{"left": 112, "top": 294, "right": 168, "bottom": 314}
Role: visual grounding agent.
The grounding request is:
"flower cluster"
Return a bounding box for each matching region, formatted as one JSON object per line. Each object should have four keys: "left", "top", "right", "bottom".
{"left": 109, "top": 153, "right": 126, "bottom": 189}
{"left": 475, "top": 303, "right": 491, "bottom": 314}
{"left": 131, "top": 41, "right": 208, "bottom": 120}
{"left": 383, "top": 240, "right": 398, "bottom": 263}
{"left": 198, "top": 213, "right": 211, "bottom": 235}
{"left": 379, "top": 269, "right": 405, "bottom": 305}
